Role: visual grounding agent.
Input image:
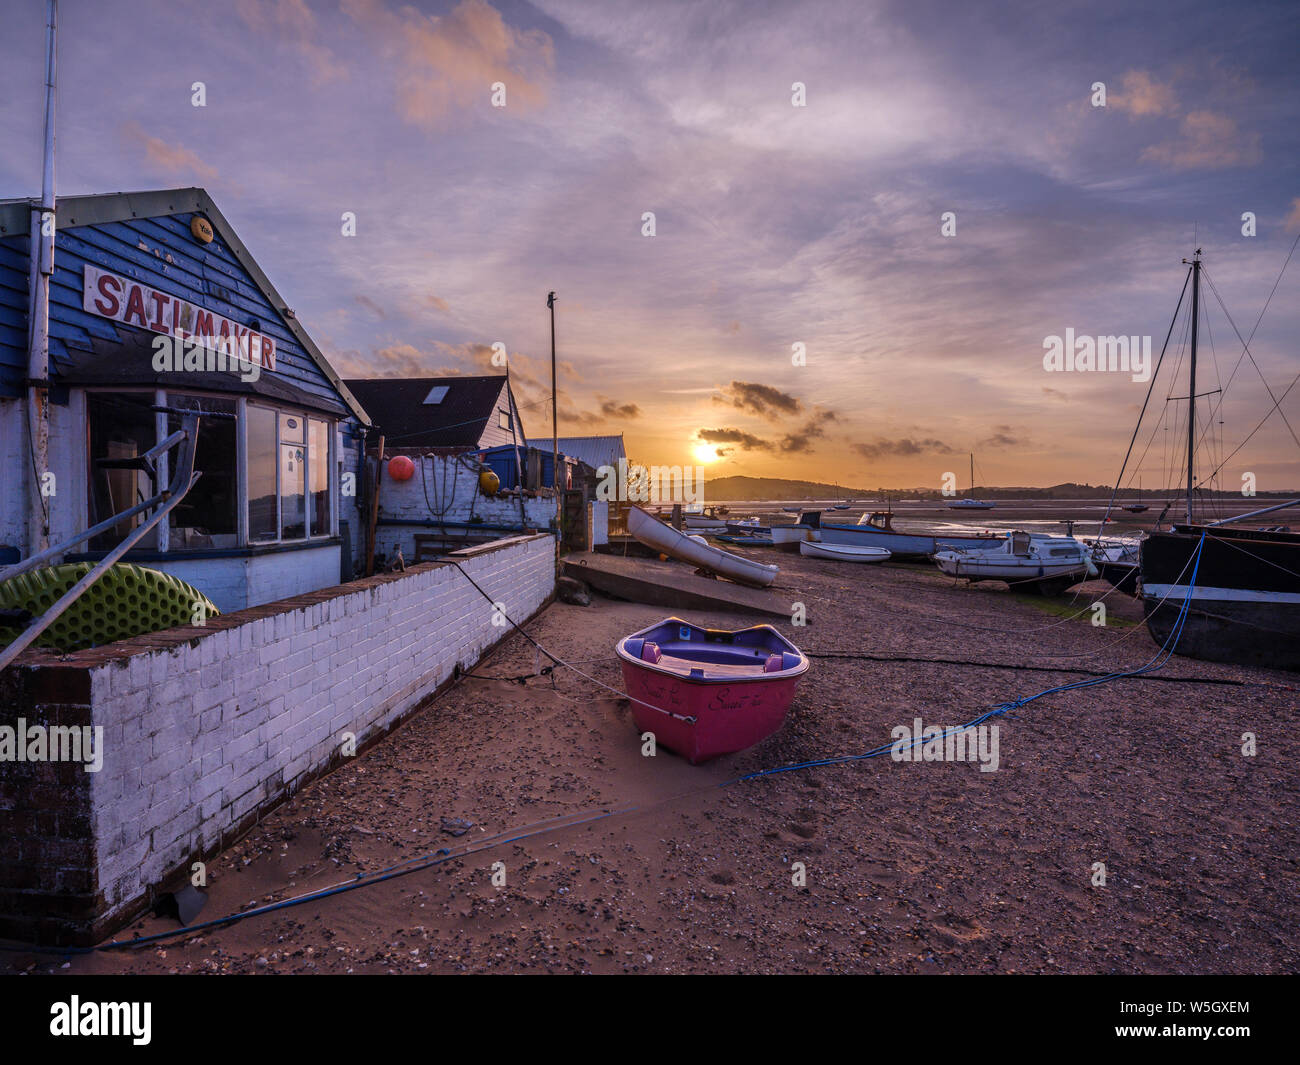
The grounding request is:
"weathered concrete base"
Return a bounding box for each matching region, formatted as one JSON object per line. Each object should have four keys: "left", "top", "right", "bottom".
{"left": 563, "top": 552, "right": 790, "bottom": 617}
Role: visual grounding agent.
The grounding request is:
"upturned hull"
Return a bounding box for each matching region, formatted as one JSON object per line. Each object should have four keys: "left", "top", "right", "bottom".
{"left": 628, "top": 506, "right": 778, "bottom": 587}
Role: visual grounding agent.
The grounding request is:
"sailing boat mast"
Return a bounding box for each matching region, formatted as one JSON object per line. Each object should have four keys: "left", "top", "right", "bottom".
{"left": 969, "top": 453, "right": 974, "bottom": 495}
{"left": 1184, "top": 249, "right": 1201, "bottom": 524}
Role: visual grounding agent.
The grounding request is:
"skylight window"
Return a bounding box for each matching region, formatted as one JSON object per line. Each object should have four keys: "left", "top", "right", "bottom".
{"left": 423, "top": 385, "right": 450, "bottom": 405}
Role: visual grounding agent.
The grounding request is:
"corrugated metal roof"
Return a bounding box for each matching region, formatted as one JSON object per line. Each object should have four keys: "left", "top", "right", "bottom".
{"left": 554, "top": 434, "right": 626, "bottom": 470}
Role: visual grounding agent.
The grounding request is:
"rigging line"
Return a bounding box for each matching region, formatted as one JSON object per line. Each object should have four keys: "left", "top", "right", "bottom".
{"left": 1102, "top": 268, "right": 1191, "bottom": 524}
{"left": 1193, "top": 368, "right": 1300, "bottom": 491}
{"left": 1201, "top": 267, "right": 1300, "bottom": 456}
{"left": 1192, "top": 233, "right": 1300, "bottom": 454}
{"left": 443, "top": 560, "right": 695, "bottom": 723}
{"left": 811, "top": 572, "right": 1130, "bottom": 634}
{"left": 798, "top": 651, "right": 1254, "bottom": 686}
{"left": 732, "top": 538, "right": 1206, "bottom": 784}
{"left": 1154, "top": 308, "right": 1194, "bottom": 499}
{"left": 377, "top": 414, "right": 513, "bottom": 445}
{"left": 1204, "top": 529, "right": 1300, "bottom": 583}
{"left": 823, "top": 543, "right": 1203, "bottom": 660}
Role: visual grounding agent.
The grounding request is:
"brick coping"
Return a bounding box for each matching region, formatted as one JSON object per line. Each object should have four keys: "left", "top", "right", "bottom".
{"left": 12, "top": 533, "right": 554, "bottom": 670}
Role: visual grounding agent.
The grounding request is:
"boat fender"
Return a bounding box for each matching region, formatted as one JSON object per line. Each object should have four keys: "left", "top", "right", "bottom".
{"left": 641, "top": 641, "right": 663, "bottom": 664}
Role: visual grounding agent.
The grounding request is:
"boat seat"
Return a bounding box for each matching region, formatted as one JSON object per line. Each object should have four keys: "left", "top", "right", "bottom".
{"left": 765, "top": 651, "right": 802, "bottom": 673}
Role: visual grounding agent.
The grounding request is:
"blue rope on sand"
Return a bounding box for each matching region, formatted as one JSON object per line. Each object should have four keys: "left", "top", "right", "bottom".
{"left": 76, "top": 535, "right": 1204, "bottom": 953}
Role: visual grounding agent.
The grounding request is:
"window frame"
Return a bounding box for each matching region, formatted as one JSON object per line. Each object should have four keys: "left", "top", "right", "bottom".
{"left": 246, "top": 400, "right": 336, "bottom": 547}
{"left": 82, "top": 386, "right": 338, "bottom": 554}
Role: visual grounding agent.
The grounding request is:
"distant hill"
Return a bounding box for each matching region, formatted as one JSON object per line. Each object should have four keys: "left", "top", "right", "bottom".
{"left": 702, "top": 476, "right": 872, "bottom": 500}
{"left": 700, "top": 475, "right": 1297, "bottom": 501}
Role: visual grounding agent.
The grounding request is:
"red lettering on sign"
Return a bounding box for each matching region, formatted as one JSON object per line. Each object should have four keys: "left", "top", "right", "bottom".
{"left": 149, "top": 290, "right": 170, "bottom": 332}
{"left": 93, "top": 273, "right": 121, "bottom": 317}
{"left": 123, "top": 285, "right": 149, "bottom": 327}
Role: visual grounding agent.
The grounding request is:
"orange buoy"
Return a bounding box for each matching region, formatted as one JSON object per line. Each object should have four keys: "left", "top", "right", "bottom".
{"left": 388, "top": 455, "right": 415, "bottom": 481}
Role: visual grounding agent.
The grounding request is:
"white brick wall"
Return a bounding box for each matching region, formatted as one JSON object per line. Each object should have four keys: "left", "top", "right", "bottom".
{"left": 84, "top": 533, "right": 555, "bottom": 925}
{"left": 375, "top": 452, "right": 555, "bottom": 563}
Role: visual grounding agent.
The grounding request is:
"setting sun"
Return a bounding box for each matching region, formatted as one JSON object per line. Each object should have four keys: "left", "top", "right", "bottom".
{"left": 693, "top": 442, "right": 720, "bottom": 464}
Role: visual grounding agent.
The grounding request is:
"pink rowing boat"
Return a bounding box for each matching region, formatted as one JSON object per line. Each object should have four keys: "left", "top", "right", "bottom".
{"left": 615, "top": 617, "right": 810, "bottom": 763}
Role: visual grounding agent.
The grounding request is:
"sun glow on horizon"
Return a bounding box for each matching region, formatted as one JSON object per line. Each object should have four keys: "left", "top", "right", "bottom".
{"left": 693, "top": 442, "right": 721, "bottom": 464}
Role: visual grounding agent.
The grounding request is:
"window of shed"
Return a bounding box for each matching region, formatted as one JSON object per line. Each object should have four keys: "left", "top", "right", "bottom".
{"left": 246, "top": 404, "right": 279, "bottom": 542}
{"left": 280, "top": 414, "right": 307, "bottom": 540}
{"left": 166, "top": 395, "right": 237, "bottom": 549}
{"left": 86, "top": 392, "right": 158, "bottom": 551}
{"left": 246, "top": 403, "right": 333, "bottom": 543}
{"left": 308, "top": 418, "right": 331, "bottom": 536}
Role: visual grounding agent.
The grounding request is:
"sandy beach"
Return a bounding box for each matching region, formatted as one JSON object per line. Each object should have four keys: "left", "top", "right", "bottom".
{"left": 25, "top": 549, "right": 1298, "bottom": 976}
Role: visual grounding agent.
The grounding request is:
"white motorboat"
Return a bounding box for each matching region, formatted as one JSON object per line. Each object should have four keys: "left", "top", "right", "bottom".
{"left": 800, "top": 540, "right": 890, "bottom": 563}
{"left": 932, "top": 531, "right": 1097, "bottom": 594}
{"left": 683, "top": 514, "right": 728, "bottom": 533}
{"left": 769, "top": 525, "right": 810, "bottom": 551}
{"left": 628, "top": 506, "right": 779, "bottom": 588}
{"left": 801, "top": 509, "right": 1004, "bottom": 559}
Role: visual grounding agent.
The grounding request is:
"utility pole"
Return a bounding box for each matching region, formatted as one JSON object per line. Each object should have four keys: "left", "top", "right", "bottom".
{"left": 27, "top": 0, "right": 57, "bottom": 556}
{"left": 547, "top": 291, "right": 558, "bottom": 494}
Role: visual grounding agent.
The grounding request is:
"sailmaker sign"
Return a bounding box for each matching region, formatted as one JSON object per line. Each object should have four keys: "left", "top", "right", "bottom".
{"left": 82, "top": 265, "right": 277, "bottom": 371}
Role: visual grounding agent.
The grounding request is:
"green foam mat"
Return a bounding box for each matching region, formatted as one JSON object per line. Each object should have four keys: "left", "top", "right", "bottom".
{"left": 0, "top": 562, "right": 221, "bottom": 652}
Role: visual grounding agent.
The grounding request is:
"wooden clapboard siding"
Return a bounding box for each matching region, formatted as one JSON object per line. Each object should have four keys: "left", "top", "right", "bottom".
{"left": 0, "top": 232, "right": 30, "bottom": 397}
{"left": 0, "top": 190, "right": 365, "bottom": 422}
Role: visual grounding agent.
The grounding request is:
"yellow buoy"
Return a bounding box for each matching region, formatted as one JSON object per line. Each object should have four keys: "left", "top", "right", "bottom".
{"left": 478, "top": 468, "right": 500, "bottom": 495}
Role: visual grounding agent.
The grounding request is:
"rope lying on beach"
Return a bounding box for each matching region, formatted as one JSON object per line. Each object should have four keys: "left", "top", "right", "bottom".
{"left": 799, "top": 652, "right": 1261, "bottom": 687}
{"left": 15, "top": 539, "right": 1216, "bottom": 958}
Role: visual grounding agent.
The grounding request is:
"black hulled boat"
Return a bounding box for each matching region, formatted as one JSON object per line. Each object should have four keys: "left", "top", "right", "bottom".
{"left": 1135, "top": 250, "right": 1300, "bottom": 670}
{"left": 1141, "top": 522, "right": 1300, "bottom": 670}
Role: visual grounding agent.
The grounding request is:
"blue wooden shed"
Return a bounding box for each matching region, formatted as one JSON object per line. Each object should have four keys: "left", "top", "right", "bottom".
{"left": 0, "top": 188, "right": 373, "bottom": 611}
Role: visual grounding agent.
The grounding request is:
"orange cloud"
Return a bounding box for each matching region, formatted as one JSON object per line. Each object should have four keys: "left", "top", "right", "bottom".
{"left": 1141, "top": 110, "right": 1262, "bottom": 170}
{"left": 121, "top": 121, "right": 219, "bottom": 183}
{"left": 1110, "top": 70, "right": 1176, "bottom": 116}
{"left": 235, "top": 0, "right": 348, "bottom": 84}
{"left": 342, "top": 0, "right": 553, "bottom": 127}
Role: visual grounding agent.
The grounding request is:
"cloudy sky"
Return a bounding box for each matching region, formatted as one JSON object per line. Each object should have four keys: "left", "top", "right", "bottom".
{"left": 3, "top": 0, "right": 1298, "bottom": 490}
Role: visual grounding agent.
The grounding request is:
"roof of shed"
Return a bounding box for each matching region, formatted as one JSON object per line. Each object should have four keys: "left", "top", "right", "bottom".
{"left": 342, "top": 375, "right": 511, "bottom": 447}
{"left": 554, "top": 434, "right": 626, "bottom": 470}
{"left": 0, "top": 187, "right": 370, "bottom": 425}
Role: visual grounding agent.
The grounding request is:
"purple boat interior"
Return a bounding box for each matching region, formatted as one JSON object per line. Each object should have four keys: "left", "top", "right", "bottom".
{"left": 619, "top": 618, "right": 805, "bottom": 679}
